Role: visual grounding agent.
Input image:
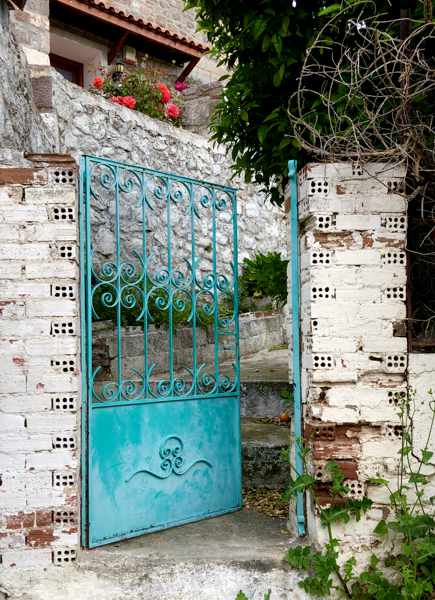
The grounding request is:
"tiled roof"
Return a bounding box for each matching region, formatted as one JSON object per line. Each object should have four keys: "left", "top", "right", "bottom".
{"left": 73, "top": 0, "right": 210, "bottom": 53}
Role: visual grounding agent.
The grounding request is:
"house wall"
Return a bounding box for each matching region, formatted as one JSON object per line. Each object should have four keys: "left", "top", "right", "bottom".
{"left": 296, "top": 162, "right": 435, "bottom": 550}
{"left": 10, "top": 0, "right": 223, "bottom": 84}
{"left": 0, "top": 156, "right": 81, "bottom": 568}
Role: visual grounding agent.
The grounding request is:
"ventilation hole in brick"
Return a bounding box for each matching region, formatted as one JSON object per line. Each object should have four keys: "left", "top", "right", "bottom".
{"left": 53, "top": 436, "right": 76, "bottom": 450}
{"left": 386, "top": 424, "right": 403, "bottom": 440}
{"left": 309, "top": 179, "right": 329, "bottom": 195}
{"left": 313, "top": 354, "right": 334, "bottom": 369}
{"left": 386, "top": 354, "right": 406, "bottom": 370}
{"left": 52, "top": 396, "right": 77, "bottom": 411}
{"left": 387, "top": 180, "right": 405, "bottom": 194}
{"left": 387, "top": 390, "right": 406, "bottom": 406}
{"left": 57, "top": 244, "right": 75, "bottom": 259}
{"left": 314, "top": 424, "right": 335, "bottom": 440}
{"left": 352, "top": 163, "right": 364, "bottom": 176}
{"left": 51, "top": 321, "right": 75, "bottom": 336}
{"left": 345, "top": 480, "right": 364, "bottom": 500}
{"left": 315, "top": 214, "right": 336, "bottom": 230}
{"left": 381, "top": 215, "right": 406, "bottom": 233}
{"left": 51, "top": 358, "right": 76, "bottom": 373}
{"left": 51, "top": 284, "right": 75, "bottom": 300}
{"left": 53, "top": 472, "right": 75, "bottom": 488}
{"left": 53, "top": 548, "right": 77, "bottom": 565}
{"left": 50, "top": 206, "right": 75, "bottom": 222}
{"left": 381, "top": 250, "right": 406, "bottom": 266}
{"left": 311, "top": 250, "right": 332, "bottom": 266}
{"left": 383, "top": 286, "right": 406, "bottom": 301}
{"left": 312, "top": 286, "right": 333, "bottom": 300}
{"left": 311, "top": 319, "right": 319, "bottom": 332}
{"left": 52, "top": 169, "right": 75, "bottom": 185}
{"left": 314, "top": 464, "right": 326, "bottom": 480}
{"left": 53, "top": 511, "right": 76, "bottom": 526}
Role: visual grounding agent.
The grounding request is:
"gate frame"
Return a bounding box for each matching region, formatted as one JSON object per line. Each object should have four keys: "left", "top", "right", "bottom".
{"left": 78, "top": 154, "right": 241, "bottom": 548}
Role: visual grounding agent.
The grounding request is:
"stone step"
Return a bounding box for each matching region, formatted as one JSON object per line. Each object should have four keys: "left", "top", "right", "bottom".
{"left": 1, "top": 512, "right": 309, "bottom": 600}
{"left": 242, "top": 417, "right": 290, "bottom": 489}
{"left": 241, "top": 381, "right": 289, "bottom": 417}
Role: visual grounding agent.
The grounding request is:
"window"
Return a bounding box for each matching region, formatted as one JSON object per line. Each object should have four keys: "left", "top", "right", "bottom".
{"left": 50, "top": 53, "right": 84, "bottom": 86}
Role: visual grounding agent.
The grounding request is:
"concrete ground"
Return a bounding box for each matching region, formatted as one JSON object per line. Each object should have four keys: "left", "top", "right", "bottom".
{"left": 1, "top": 510, "right": 310, "bottom": 600}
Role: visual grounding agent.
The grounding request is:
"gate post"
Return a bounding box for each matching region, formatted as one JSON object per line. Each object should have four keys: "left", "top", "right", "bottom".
{"left": 296, "top": 162, "right": 407, "bottom": 548}
{"left": 0, "top": 154, "right": 81, "bottom": 567}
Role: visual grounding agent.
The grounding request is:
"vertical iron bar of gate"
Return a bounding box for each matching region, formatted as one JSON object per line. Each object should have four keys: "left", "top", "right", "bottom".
{"left": 289, "top": 159, "right": 306, "bottom": 537}
{"left": 189, "top": 182, "right": 198, "bottom": 394}
{"left": 79, "top": 157, "right": 88, "bottom": 546}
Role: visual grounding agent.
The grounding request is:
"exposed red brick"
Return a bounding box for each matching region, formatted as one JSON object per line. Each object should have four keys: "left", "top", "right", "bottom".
{"left": 36, "top": 383, "right": 45, "bottom": 392}
{"left": 6, "top": 512, "right": 34, "bottom": 529}
{"left": 22, "top": 513, "right": 35, "bottom": 528}
{"left": 35, "top": 511, "right": 53, "bottom": 527}
{"left": 26, "top": 528, "right": 56, "bottom": 548}
{"left": 362, "top": 233, "right": 374, "bottom": 248}
{"left": 313, "top": 232, "right": 355, "bottom": 249}
{"left": 0, "top": 168, "right": 47, "bottom": 186}
{"left": 376, "top": 237, "right": 405, "bottom": 247}
{"left": 336, "top": 184, "right": 347, "bottom": 195}
{"left": 25, "top": 154, "right": 76, "bottom": 167}
{"left": 312, "top": 439, "right": 360, "bottom": 461}
{"left": 12, "top": 357, "right": 25, "bottom": 366}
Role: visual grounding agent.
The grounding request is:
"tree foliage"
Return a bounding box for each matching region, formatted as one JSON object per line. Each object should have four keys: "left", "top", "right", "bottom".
{"left": 184, "top": 0, "right": 400, "bottom": 204}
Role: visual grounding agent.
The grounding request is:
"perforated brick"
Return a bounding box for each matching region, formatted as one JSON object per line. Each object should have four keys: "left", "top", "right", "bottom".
{"left": 49, "top": 206, "right": 75, "bottom": 222}
{"left": 52, "top": 395, "right": 77, "bottom": 411}
{"left": 53, "top": 472, "right": 75, "bottom": 488}
{"left": 52, "top": 435, "right": 76, "bottom": 450}
{"left": 51, "top": 284, "right": 75, "bottom": 300}
{"left": 50, "top": 358, "right": 76, "bottom": 373}
{"left": 387, "top": 389, "right": 406, "bottom": 407}
{"left": 345, "top": 480, "right": 365, "bottom": 500}
{"left": 315, "top": 214, "right": 336, "bottom": 230}
{"left": 311, "top": 286, "right": 334, "bottom": 300}
{"left": 51, "top": 321, "right": 76, "bottom": 336}
{"left": 385, "top": 424, "right": 403, "bottom": 440}
{"left": 312, "top": 354, "right": 334, "bottom": 369}
{"left": 49, "top": 168, "right": 75, "bottom": 186}
{"left": 381, "top": 215, "right": 406, "bottom": 233}
{"left": 52, "top": 548, "right": 77, "bottom": 565}
{"left": 310, "top": 250, "right": 332, "bottom": 266}
{"left": 53, "top": 510, "right": 76, "bottom": 526}
{"left": 382, "top": 286, "right": 405, "bottom": 301}
{"left": 381, "top": 250, "right": 406, "bottom": 266}
{"left": 386, "top": 353, "right": 406, "bottom": 371}
{"left": 309, "top": 179, "right": 329, "bottom": 195}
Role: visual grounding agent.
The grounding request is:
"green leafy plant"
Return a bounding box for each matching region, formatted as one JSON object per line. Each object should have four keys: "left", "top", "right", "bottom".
{"left": 286, "top": 390, "right": 435, "bottom": 599}
{"left": 239, "top": 252, "right": 288, "bottom": 308}
{"left": 236, "top": 591, "right": 271, "bottom": 600}
{"left": 183, "top": 0, "right": 399, "bottom": 204}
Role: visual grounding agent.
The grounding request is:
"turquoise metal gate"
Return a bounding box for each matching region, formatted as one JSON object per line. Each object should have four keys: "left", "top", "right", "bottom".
{"left": 80, "top": 155, "right": 241, "bottom": 548}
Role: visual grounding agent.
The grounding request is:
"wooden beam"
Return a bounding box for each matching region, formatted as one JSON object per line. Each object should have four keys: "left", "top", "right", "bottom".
{"left": 176, "top": 57, "right": 200, "bottom": 82}
{"left": 108, "top": 30, "right": 128, "bottom": 64}
{"left": 53, "top": 0, "right": 203, "bottom": 59}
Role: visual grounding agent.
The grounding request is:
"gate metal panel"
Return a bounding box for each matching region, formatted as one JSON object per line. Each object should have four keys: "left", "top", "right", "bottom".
{"left": 80, "top": 155, "right": 241, "bottom": 548}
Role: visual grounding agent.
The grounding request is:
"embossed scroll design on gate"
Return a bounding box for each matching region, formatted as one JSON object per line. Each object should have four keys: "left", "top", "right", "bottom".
{"left": 82, "top": 155, "right": 240, "bottom": 407}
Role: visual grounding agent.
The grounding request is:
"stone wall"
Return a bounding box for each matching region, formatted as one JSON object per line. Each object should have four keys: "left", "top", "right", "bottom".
{"left": 296, "top": 162, "right": 414, "bottom": 548}
{"left": 51, "top": 72, "right": 288, "bottom": 265}
{"left": 0, "top": 17, "right": 54, "bottom": 163}
{"left": 0, "top": 156, "right": 81, "bottom": 567}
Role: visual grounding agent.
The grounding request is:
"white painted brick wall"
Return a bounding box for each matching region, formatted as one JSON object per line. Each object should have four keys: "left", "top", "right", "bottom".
{"left": 297, "top": 162, "right": 408, "bottom": 549}
{"left": 0, "top": 158, "right": 80, "bottom": 567}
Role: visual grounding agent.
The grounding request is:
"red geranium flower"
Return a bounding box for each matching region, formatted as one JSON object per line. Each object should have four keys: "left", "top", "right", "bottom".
{"left": 110, "top": 96, "right": 122, "bottom": 104}
{"left": 166, "top": 103, "right": 181, "bottom": 120}
{"left": 92, "top": 76, "right": 104, "bottom": 89}
{"left": 121, "top": 96, "right": 136, "bottom": 109}
{"left": 157, "top": 82, "right": 171, "bottom": 104}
